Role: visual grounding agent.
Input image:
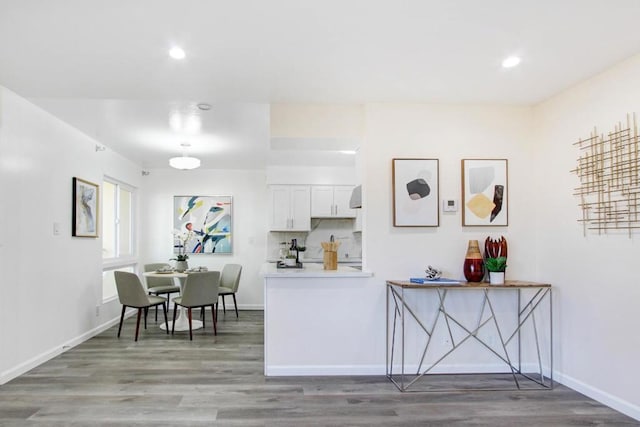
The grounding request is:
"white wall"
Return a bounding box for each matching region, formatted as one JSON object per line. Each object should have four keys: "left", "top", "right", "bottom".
{"left": 0, "top": 86, "right": 141, "bottom": 384}
{"left": 533, "top": 54, "right": 640, "bottom": 419}
{"left": 138, "top": 168, "right": 268, "bottom": 309}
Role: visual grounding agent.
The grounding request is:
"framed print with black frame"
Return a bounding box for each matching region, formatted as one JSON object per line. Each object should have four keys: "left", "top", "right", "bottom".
{"left": 72, "top": 177, "right": 99, "bottom": 237}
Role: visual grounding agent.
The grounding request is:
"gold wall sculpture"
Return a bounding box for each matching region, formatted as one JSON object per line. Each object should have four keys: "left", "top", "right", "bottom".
{"left": 572, "top": 114, "right": 640, "bottom": 236}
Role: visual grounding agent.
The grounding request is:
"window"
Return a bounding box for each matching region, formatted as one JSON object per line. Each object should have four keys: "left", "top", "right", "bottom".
{"left": 102, "top": 177, "right": 137, "bottom": 301}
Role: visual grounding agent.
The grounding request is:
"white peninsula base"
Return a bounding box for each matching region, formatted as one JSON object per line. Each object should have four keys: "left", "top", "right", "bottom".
{"left": 261, "top": 263, "right": 380, "bottom": 376}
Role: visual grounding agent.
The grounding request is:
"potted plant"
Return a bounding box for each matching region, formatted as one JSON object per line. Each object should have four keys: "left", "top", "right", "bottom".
{"left": 172, "top": 230, "right": 193, "bottom": 272}
{"left": 485, "top": 256, "right": 507, "bottom": 285}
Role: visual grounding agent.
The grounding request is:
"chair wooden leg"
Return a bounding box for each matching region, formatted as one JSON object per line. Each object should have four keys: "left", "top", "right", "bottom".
{"left": 187, "top": 308, "right": 193, "bottom": 341}
{"left": 144, "top": 307, "right": 148, "bottom": 330}
{"left": 162, "top": 302, "right": 169, "bottom": 335}
{"left": 221, "top": 295, "right": 226, "bottom": 314}
{"left": 134, "top": 308, "right": 142, "bottom": 341}
{"left": 171, "top": 303, "right": 178, "bottom": 335}
{"left": 211, "top": 304, "right": 217, "bottom": 335}
{"left": 232, "top": 294, "right": 238, "bottom": 318}
{"left": 155, "top": 303, "right": 158, "bottom": 322}
{"left": 117, "top": 305, "right": 126, "bottom": 338}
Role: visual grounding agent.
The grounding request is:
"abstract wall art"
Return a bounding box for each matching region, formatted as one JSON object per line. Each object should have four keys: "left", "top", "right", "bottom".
{"left": 392, "top": 158, "right": 439, "bottom": 227}
{"left": 572, "top": 113, "right": 640, "bottom": 236}
{"left": 462, "top": 159, "right": 508, "bottom": 226}
{"left": 72, "top": 177, "right": 99, "bottom": 237}
{"left": 173, "top": 195, "right": 233, "bottom": 254}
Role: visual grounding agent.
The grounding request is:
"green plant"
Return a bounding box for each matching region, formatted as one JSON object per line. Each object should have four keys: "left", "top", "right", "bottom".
{"left": 285, "top": 254, "right": 297, "bottom": 259}
{"left": 485, "top": 256, "right": 507, "bottom": 272}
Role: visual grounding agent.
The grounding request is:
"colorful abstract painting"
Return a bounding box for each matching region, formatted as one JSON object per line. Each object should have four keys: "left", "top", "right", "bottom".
{"left": 173, "top": 195, "right": 233, "bottom": 254}
{"left": 462, "top": 159, "right": 508, "bottom": 226}
{"left": 72, "top": 177, "right": 99, "bottom": 237}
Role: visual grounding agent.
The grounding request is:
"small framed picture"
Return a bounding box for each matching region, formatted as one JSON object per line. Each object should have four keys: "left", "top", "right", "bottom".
{"left": 461, "top": 159, "right": 508, "bottom": 226}
{"left": 392, "top": 158, "right": 439, "bottom": 227}
{"left": 72, "top": 177, "right": 99, "bottom": 237}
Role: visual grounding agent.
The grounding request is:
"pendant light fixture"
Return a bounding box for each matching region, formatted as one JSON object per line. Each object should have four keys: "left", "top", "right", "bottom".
{"left": 169, "top": 142, "right": 201, "bottom": 170}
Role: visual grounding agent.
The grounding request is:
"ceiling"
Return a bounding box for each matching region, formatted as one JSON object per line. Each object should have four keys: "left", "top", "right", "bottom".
{"left": 2, "top": 0, "right": 640, "bottom": 169}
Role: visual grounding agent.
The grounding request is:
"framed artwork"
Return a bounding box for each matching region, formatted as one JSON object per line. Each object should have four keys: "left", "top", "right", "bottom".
{"left": 462, "top": 159, "right": 508, "bottom": 226}
{"left": 72, "top": 177, "right": 99, "bottom": 237}
{"left": 173, "top": 195, "right": 233, "bottom": 254}
{"left": 392, "top": 158, "right": 439, "bottom": 227}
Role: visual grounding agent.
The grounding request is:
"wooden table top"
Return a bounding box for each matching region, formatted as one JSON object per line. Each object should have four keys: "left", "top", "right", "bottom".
{"left": 386, "top": 279, "right": 551, "bottom": 289}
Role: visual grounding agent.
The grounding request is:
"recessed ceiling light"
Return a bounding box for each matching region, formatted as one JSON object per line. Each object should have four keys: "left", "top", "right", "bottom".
{"left": 169, "top": 46, "right": 186, "bottom": 60}
{"left": 502, "top": 56, "right": 521, "bottom": 68}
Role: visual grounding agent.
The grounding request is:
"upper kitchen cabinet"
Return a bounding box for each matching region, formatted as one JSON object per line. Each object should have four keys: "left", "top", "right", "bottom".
{"left": 311, "top": 185, "right": 356, "bottom": 218}
{"left": 268, "top": 185, "right": 311, "bottom": 231}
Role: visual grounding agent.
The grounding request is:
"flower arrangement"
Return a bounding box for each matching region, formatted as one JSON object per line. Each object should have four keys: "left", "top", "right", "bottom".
{"left": 171, "top": 230, "right": 194, "bottom": 261}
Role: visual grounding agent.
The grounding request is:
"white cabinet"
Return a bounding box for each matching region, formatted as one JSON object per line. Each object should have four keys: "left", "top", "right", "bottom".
{"left": 311, "top": 185, "right": 356, "bottom": 218}
{"left": 268, "top": 185, "right": 311, "bottom": 231}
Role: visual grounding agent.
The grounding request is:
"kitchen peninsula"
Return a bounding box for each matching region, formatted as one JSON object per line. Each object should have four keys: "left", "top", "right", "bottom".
{"left": 261, "top": 263, "right": 374, "bottom": 376}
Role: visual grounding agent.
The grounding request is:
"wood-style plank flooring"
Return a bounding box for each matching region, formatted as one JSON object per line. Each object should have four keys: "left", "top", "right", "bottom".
{"left": 0, "top": 310, "right": 637, "bottom": 426}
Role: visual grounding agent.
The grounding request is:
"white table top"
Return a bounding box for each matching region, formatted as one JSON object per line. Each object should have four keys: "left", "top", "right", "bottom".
{"left": 261, "top": 262, "right": 372, "bottom": 278}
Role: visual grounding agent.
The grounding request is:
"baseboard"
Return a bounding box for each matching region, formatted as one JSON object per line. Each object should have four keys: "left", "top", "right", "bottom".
{"left": 555, "top": 371, "right": 640, "bottom": 421}
{"left": 266, "top": 364, "right": 385, "bottom": 376}
{"left": 0, "top": 311, "right": 132, "bottom": 385}
{"left": 265, "top": 362, "right": 544, "bottom": 377}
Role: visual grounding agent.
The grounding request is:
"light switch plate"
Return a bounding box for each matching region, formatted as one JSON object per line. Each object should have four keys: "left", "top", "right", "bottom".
{"left": 53, "top": 222, "right": 61, "bottom": 236}
{"left": 443, "top": 199, "right": 458, "bottom": 212}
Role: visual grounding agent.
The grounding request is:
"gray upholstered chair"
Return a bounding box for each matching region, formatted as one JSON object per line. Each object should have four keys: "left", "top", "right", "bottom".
{"left": 218, "top": 264, "right": 242, "bottom": 318}
{"left": 144, "top": 263, "right": 181, "bottom": 321}
{"left": 172, "top": 271, "right": 221, "bottom": 340}
{"left": 115, "top": 271, "right": 168, "bottom": 341}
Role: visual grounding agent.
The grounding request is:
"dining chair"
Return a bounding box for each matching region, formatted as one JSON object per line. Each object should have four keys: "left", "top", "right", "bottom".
{"left": 218, "top": 264, "right": 242, "bottom": 318}
{"left": 144, "top": 263, "right": 181, "bottom": 321}
{"left": 172, "top": 271, "right": 221, "bottom": 340}
{"left": 114, "top": 271, "right": 169, "bottom": 341}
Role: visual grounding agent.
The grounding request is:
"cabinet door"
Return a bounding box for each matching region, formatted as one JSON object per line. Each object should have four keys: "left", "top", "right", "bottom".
{"left": 310, "top": 186, "right": 335, "bottom": 217}
{"left": 268, "top": 185, "right": 293, "bottom": 230}
{"left": 290, "top": 186, "right": 311, "bottom": 230}
{"left": 333, "top": 185, "right": 356, "bottom": 218}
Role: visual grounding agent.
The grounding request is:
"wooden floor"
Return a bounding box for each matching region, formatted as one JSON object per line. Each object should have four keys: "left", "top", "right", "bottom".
{"left": 0, "top": 310, "right": 637, "bottom": 426}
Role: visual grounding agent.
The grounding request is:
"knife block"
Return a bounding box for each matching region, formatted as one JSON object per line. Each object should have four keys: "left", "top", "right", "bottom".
{"left": 323, "top": 250, "right": 337, "bottom": 270}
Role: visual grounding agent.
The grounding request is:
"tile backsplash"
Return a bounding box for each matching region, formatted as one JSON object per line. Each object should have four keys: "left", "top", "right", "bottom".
{"left": 267, "top": 218, "right": 362, "bottom": 261}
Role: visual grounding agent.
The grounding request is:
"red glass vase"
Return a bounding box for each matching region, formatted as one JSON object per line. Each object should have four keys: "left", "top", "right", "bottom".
{"left": 463, "top": 240, "right": 485, "bottom": 282}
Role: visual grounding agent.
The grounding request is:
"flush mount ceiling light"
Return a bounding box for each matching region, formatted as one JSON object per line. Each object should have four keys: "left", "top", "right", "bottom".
{"left": 197, "top": 103, "right": 212, "bottom": 111}
{"left": 502, "top": 55, "right": 521, "bottom": 68}
{"left": 169, "top": 143, "right": 201, "bottom": 170}
{"left": 169, "top": 46, "right": 186, "bottom": 60}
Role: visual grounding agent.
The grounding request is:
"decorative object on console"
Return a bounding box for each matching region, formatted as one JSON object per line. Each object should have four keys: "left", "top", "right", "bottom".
{"left": 424, "top": 265, "right": 442, "bottom": 280}
{"left": 462, "top": 159, "right": 508, "bottom": 226}
{"left": 72, "top": 177, "right": 99, "bottom": 238}
{"left": 485, "top": 256, "right": 507, "bottom": 285}
{"left": 484, "top": 236, "right": 508, "bottom": 259}
{"left": 572, "top": 113, "right": 640, "bottom": 236}
{"left": 463, "top": 239, "right": 485, "bottom": 282}
{"left": 392, "top": 158, "right": 439, "bottom": 227}
{"left": 174, "top": 195, "right": 233, "bottom": 254}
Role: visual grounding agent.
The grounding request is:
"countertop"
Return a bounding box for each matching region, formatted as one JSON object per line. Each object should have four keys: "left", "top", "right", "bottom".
{"left": 261, "top": 262, "right": 372, "bottom": 278}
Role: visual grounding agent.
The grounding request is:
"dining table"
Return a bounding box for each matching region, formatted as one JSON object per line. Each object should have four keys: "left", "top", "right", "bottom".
{"left": 143, "top": 270, "right": 204, "bottom": 332}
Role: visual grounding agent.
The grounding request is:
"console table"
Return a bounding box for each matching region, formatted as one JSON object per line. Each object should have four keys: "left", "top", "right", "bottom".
{"left": 386, "top": 280, "right": 552, "bottom": 392}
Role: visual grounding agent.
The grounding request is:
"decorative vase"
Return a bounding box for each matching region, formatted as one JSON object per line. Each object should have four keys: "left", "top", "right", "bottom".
{"left": 175, "top": 260, "right": 189, "bottom": 272}
{"left": 489, "top": 271, "right": 505, "bottom": 285}
{"left": 463, "top": 240, "right": 485, "bottom": 282}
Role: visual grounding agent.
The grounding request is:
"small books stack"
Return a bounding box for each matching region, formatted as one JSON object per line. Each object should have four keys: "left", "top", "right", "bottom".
{"left": 409, "top": 277, "right": 462, "bottom": 284}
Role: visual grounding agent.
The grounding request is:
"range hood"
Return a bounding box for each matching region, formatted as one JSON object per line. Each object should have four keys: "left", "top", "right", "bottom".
{"left": 349, "top": 185, "right": 362, "bottom": 209}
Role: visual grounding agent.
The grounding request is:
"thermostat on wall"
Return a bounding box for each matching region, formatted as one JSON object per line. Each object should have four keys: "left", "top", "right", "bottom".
{"left": 443, "top": 199, "right": 458, "bottom": 212}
